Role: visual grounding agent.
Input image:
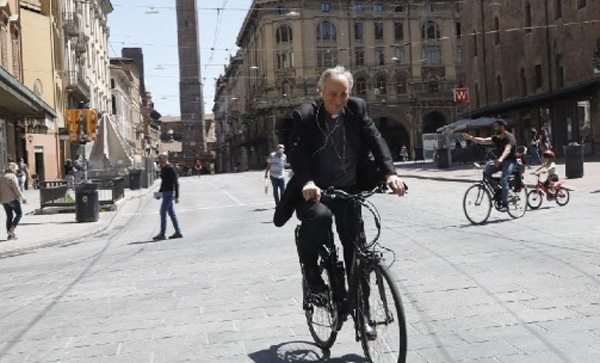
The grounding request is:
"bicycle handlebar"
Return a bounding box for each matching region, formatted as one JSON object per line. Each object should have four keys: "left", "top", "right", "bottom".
{"left": 319, "top": 182, "right": 408, "bottom": 202}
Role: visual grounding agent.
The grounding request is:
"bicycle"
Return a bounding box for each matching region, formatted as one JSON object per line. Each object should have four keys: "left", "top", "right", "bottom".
{"left": 526, "top": 173, "right": 570, "bottom": 209}
{"left": 294, "top": 184, "right": 407, "bottom": 363}
{"left": 463, "top": 161, "right": 527, "bottom": 224}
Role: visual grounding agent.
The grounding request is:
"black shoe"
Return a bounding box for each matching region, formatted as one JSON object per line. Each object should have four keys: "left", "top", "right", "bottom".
{"left": 304, "top": 267, "right": 328, "bottom": 304}
{"left": 363, "top": 315, "right": 377, "bottom": 340}
{"left": 152, "top": 233, "right": 166, "bottom": 241}
{"left": 169, "top": 231, "right": 183, "bottom": 239}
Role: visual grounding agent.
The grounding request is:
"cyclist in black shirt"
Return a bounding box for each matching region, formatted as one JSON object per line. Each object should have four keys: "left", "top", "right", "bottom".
{"left": 463, "top": 119, "right": 517, "bottom": 211}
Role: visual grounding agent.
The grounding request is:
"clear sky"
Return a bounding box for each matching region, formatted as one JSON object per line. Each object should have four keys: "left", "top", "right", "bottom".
{"left": 108, "top": 0, "right": 253, "bottom": 117}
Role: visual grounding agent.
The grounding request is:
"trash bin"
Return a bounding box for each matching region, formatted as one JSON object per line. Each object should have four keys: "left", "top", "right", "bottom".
{"left": 129, "top": 169, "right": 142, "bottom": 190}
{"left": 437, "top": 148, "right": 450, "bottom": 169}
{"left": 563, "top": 143, "right": 584, "bottom": 178}
{"left": 75, "top": 182, "right": 99, "bottom": 223}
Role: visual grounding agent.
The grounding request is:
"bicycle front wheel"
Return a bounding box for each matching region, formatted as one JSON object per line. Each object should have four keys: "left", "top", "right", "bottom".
{"left": 358, "top": 264, "right": 407, "bottom": 363}
{"left": 527, "top": 190, "right": 543, "bottom": 210}
{"left": 555, "top": 187, "right": 570, "bottom": 206}
{"left": 463, "top": 184, "right": 492, "bottom": 224}
{"left": 507, "top": 187, "right": 527, "bottom": 219}
{"left": 304, "top": 266, "right": 339, "bottom": 350}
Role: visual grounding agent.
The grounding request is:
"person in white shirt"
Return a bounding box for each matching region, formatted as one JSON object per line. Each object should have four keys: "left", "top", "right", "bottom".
{"left": 533, "top": 150, "right": 559, "bottom": 196}
{"left": 264, "top": 144, "right": 287, "bottom": 205}
{"left": 0, "top": 162, "right": 27, "bottom": 240}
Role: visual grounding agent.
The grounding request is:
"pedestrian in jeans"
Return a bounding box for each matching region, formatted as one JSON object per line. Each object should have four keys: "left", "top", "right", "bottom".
{"left": 264, "top": 144, "right": 287, "bottom": 205}
{"left": 16, "top": 158, "right": 28, "bottom": 192}
{"left": 153, "top": 152, "right": 183, "bottom": 241}
{"left": 0, "top": 162, "right": 27, "bottom": 240}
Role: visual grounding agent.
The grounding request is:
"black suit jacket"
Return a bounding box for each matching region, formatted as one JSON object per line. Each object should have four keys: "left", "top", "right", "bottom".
{"left": 273, "top": 97, "right": 396, "bottom": 227}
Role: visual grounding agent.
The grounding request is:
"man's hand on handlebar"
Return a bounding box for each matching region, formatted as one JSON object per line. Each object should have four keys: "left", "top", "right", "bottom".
{"left": 302, "top": 182, "right": 322, "bottom": 203}
{"left": 386, "top": 174, "right": 406, "bottom": 197}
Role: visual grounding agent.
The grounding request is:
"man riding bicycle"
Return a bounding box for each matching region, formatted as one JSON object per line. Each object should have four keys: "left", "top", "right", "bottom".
{"left": 463, "top": 119, "right": 517, "bottom": 211}
{"left": 281, "top": 66, "right": 406, "bottom": 301}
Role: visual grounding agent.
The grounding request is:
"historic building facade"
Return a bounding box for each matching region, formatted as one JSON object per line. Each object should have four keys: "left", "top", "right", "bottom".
{"left": 214, "top": 0, "right": 465, "bottom": 170}
{"left": 461, "top": 0, "right": 600, "bottom": 157}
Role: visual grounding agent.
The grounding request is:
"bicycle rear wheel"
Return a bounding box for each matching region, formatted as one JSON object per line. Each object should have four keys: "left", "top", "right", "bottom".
{"left": 555, "top": 187, "right": 570, "bottom": 206}
{"left": 304, "top": 265, "right": 339, "bottom": 350}
{"left": 507, "top": 187, "right": 527, "bottom": 219}
{"left": 527, "top": 190, "right": 543, "bottom": 210}
{"left": 463, "top": 184, "right": 491, "bottom": 224}
{"left": 358, "top": 264, "right": 407, "bottom": 363}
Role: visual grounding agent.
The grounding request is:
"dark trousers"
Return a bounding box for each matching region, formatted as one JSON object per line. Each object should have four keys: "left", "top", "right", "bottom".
{"left": 296, "top": 197, "right": 362, "bottom": 276}
{"left": 270, "top": 176, "right": 285, "bottom": 204}
{"left": 3, "top": 200, "right": 23, "bottom": 231}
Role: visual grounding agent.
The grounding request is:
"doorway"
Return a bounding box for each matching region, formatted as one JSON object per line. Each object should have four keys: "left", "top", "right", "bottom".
{"left": 34, "top": 146, "right": 45, "bottom": 181}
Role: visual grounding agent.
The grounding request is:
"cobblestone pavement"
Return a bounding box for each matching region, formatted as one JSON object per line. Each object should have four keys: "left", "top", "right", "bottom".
{"left": 0, "top": 169, "right": 599, "bottom": 362}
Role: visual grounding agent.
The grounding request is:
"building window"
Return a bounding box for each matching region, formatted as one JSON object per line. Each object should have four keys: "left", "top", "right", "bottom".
{"left": 493, "top": 17, "right": 500, "bottom": 45}
{"left": 374, "top": 22, "right": 384, "bottom": 40}
{"left": 534, "top": 64, "right": 543, "bottom": 89}
{"left": 394, "top": 2, "right": 404, "bottom": 12}
{"left": 524, "top": 2, "right": 532, "bottom": 33}
{"left": 276, "top": 51, "right": 294, "bottom": 69}
{"left": 393, "top": 46, "right": 405, "bottom": 64}
{"left": 281, "top": 81, "right": 291, "bottom": 97}
{"left": 355, "top": 47, "right": 365, "bottom": 65}
{"left": 376, "top": 76, "right": 387, "bottom": 95}
{"left": 472, "top": 30, "right": 478, "bottom": 56}
{"left": 396, "top": 74, "right": 407, "bottom": 94}
{"left": 356, "top": 77, "right": 367, "bottom": 95}
{"left": 11, "top": 29, "right": 19, "bottom": 79}
{"left": 276, "top": 24, "right": 293, "bottom": 43}
{"left": 555, "top": 0, "right": 562, "bottom": 19}
{"left": 456, "top": 47, "right": 462, "bottom": 64}
{"left": 321, "top": 2, "right": 331, "bottom": 12}
{"left": 424, "top": 2, "right": 434, "bottom": 12}
{"left": 317, "top": 48, "right": 337, "bottom": 67}
{"left": 316, "top": 21, "right": 337, "bottom": 41}
{"left": 520, "top": 67, "right": 527, "bottom": 96}
{"left": 354, "top": 22, "right": 363, "bottom": 41}
{"left": 555, "top": 56, "right": 564, "bottom": 87}
{"left": 475, "top": 83, "right": 480, "bottom": 108}
{"left": 394, "top": 22, "right": 404, "bottom": 41}
{"left": 375, "top": 47, "right": 385, "bottom": 66}
{"left": 278, "top": 5, "right": 287, "bottom": 14}
{"left": 496, "top": 75, "right": 503, "bottom": 101}
{"left": 354, "top": 3, "right": 363, "bottom": 12}
{"left": 456, "top": 22, "right": 461, "bottom": 38}
{"left": 373, "top": 3, "right": 383, "bottom": 13}
{"left": 0, "top": 24, "right": 7, "bottom": 68}
{"left": 428, "top": 76, "right": 439, "bottom": 93}
{"left": 421, "top": 21, "right": 440, "bottom": 41}
{"left": 578, "top": 0, "right": 586, "bottom": 8}
{"left": 422, "top": 46, "right": 441, "bottom": 65}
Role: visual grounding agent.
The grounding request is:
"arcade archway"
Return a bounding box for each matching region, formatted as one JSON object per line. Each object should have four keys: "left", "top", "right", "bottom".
{"left": 422, "top": 111, "right": 447, "bottom": 134}
{"left": 374, "top": 117, "right": 410, "bottom": 161}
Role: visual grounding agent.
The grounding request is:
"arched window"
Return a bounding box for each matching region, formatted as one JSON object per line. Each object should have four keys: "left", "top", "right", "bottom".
{"left": 520, "top": 67, "right": 527, "bottom": 96}
{"left": 356, "top": 77, "right": 367, "bottom": 96}
{"left": 421, "top": 20, "right": 440, "bottom": 41}
{"left": 496, "top": 75, "right": 503, "bottom": 101}
{"left": 316, "top": 21, "right": 337, "bottom": 41}
{"left": 493, "top": 17, "right": 500, "bottom": 45}
{"left": 375, "top": 76, "right": 387, "bottom": 95}
{"left": 524, "top": 2, "right": 532, "bottom": 33}
{"left": 396, "top": 74, "right": 407, "bottom": 95}
{"left": 276, "top": 24, "right": 292, "bottom": 43}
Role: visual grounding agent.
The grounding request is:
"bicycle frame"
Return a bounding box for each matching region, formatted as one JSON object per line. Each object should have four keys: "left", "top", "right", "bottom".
{"left": 531, "top": 174, "right": 562, "bottom": 200}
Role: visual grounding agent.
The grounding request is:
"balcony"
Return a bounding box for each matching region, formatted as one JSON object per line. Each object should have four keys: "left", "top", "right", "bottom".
{"left": 65, "top": 70, "right": 90, "bottom": 101}
{"left": 411, "top": 80, "right": 454, "bottom": 100}
{"left": 62, "top": 12, "right": 81, "bottom": 38}
{"left": 73, "top": 34, "right": 89, "bottom": 55}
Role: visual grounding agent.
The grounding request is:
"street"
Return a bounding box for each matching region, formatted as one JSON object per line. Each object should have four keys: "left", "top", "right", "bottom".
{"left": 1, "top": 171, "right": 600, "bottom": 363}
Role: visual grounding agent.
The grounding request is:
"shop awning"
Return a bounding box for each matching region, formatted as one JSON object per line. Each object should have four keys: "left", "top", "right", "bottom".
{"left": 437, "top": 117, "right": 507, "bottom": 135}
{"left": 465, "top": 79, "right": 600, "bottom": 118}
{"left": 0, "top": 66, "right": 57, "bottom": 119}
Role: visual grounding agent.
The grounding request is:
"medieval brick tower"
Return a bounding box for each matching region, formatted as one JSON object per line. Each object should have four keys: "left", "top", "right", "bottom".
{"left": 176, "top": 0, "right": 206, "bottom": 164}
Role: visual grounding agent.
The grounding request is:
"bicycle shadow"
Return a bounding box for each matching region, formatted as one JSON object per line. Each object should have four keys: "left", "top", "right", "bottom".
{"left": 459, "top": 217, "right": 513, "bottom": 228}
{"left": 248, "top": 340, "right": 367, "bottom": 363}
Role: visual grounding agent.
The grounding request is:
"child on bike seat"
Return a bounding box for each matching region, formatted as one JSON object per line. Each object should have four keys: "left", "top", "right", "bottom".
{"left": 533, "top": 150, "right": 559, "bottom": 196}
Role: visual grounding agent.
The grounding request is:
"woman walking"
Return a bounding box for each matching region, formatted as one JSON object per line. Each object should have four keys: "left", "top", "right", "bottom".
{"left": 0, "top": 162, "right": 27, "bottom": 240}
